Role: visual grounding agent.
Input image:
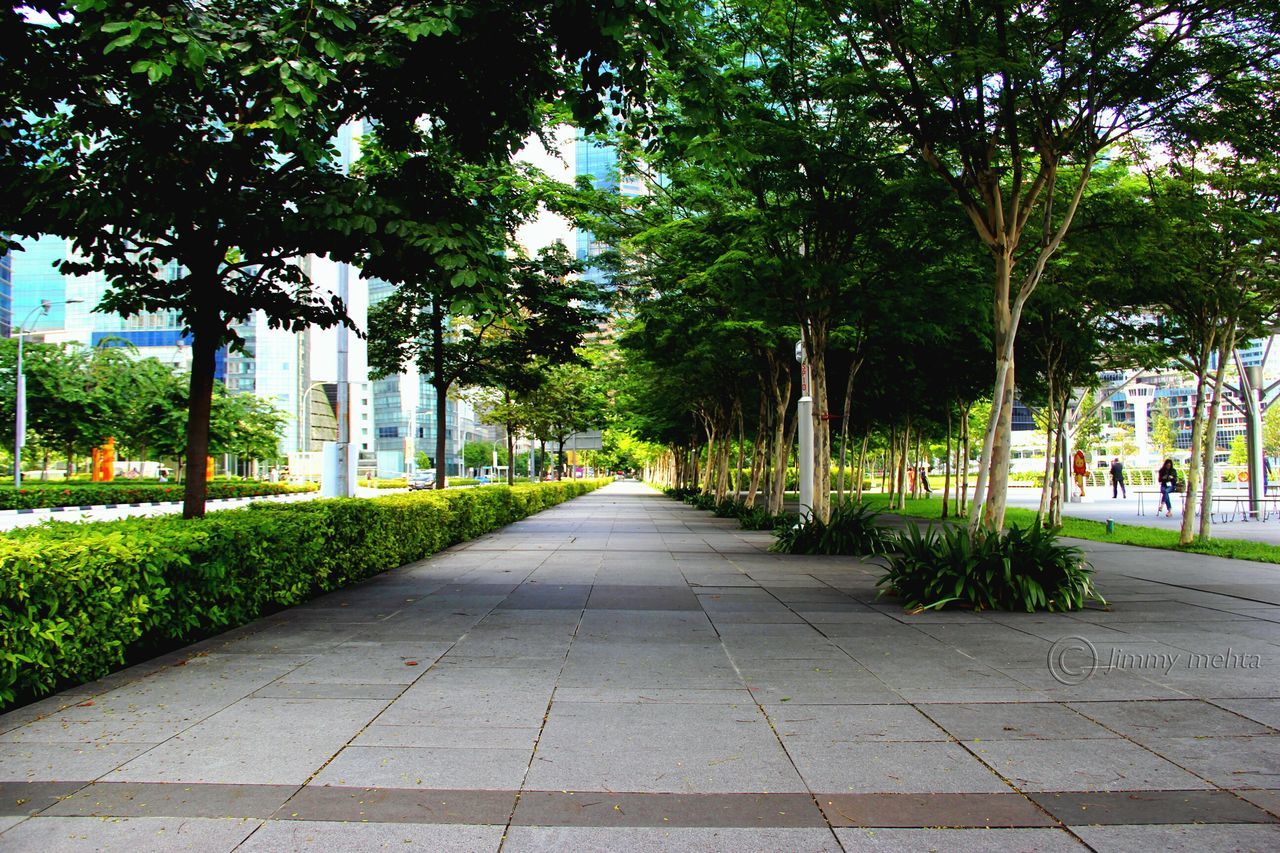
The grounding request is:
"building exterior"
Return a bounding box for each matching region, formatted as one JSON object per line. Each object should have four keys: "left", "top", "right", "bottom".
{"left": 366, "top": 277, "right": 495, "bottom": 478}
{"left": 0, "top": 251, "right": 12, "bottom": 338}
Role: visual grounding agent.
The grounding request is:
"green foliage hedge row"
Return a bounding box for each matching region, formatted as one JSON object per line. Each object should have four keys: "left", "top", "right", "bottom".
{"left": 0, "top": 479, "right": 608, "bottom": 709}
{"left": 0, "top": 481, "right": 318, "bottom": 510}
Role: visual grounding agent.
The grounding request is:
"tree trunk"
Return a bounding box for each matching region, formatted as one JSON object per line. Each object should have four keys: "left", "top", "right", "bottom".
{"left": 1036, "top": 392, "right": 1056, "bottom": 524}
{"left": 835, "top": 357, "right": 861, "bottom": 506}
{"left": 959, "top": 402, "right": 971, "bottom": 516}
{"left": 805, "top": 319, "right": 832, "bottom": 522}
{"left": 746, "top": 390, "right": 768, "bottom": 507}
{"left": 768, "top": 361, "right": 792, "bottom": 516}
{"left": 181, "top": 319, "right": 220, "bottom": 519}
{"left": 885, "top": 424, "right": 897, "bottom": 505}
{"left": 1199, "top": 331, "right": 1235, "bottom": 538}
{"left": 855, "top": 430, "right": 869, "bottom": 503}
{"left": 1180, "top": 350, "right": 1213, "bottom": 545}
{"left": 734, "top": 401, "right": 745, "bottom": 500}
{"left": 942, "top": 408, "right": 952, "bottom": 519}
{"left": 896, "top": 420, "right": 910, "bottom": 511}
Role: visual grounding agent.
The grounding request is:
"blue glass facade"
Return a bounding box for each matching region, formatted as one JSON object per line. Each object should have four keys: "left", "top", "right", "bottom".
{"left": 0, "top": 251, "right": 11, "bottom": 338}
{"left": 91, "top": 329, "right": 227, "bottom": 381}
{"left": 10, "top": 235, "right": 69, "bottom": 332}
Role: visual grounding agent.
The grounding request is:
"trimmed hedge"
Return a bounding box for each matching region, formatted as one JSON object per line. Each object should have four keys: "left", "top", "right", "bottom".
{"left": 0, "top": 479, "right": 608, "bottom": 709}
{"left": 0, "top": 481, "right": 318, "bottom": 510}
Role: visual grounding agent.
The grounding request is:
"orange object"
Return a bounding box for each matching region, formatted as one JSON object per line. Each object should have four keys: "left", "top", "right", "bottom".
{"left": 1072, "top": 450, "right": 1087, "bottom": 476}
{"left": 91, "top": 438, "right": 116, "bottom": 481}
{"left": 1239, "top": 470, "right": 1250, "bottom": 483}
{"left": 206, "top": 456, "right": 215, "bottom": 479}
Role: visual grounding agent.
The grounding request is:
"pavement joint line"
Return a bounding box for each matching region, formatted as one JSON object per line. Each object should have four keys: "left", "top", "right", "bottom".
{"left": 1062, "top": 697, "right": 1280, "bottom": 809}
{"left": 710, "top": 597, "right": 849, "bottom": 850}
{"left": 499, "top": 546, "right": 594, "bottom": 853}
{"left": 1115, "top": 573, "right": 1280, "bottom": 610}
{"left": 286, "top": 548, "right": 554, "bottom": 794}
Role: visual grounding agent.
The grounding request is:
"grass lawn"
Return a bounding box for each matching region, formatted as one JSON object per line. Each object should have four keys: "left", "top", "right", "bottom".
{"left": 855, "top": 494, "right": 1280, "bottom": 566}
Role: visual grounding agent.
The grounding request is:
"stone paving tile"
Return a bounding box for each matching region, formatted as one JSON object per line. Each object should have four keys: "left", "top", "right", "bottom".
{"left": 525, "top": 701, "right": 806, "bottom": 793}
{"left": 817, "top": 792, "right": 1054, "bottom": 828}
{"left": 276, "top": 785, "right": 516, "bottom": 823}
{"left": 502, "top": 825, "right": 841, "bottom": 852}
{"left": 919, "top": 702, "right": 1118, "bottom": 741}
{"left": 42, "top": 781, "right": 294, "bottom": 819}
{"left": 310, "top": 746, "right": 534, "bottom": 790}
{"left": 1067, "top": 699, "right": 1277, "bottom": 740}
{"left": 769, "top": 704, "right": 949, "bottom": 743}
{"left": 1141, "top": 735, "right": 1280, "bottom": 789}
{"left": 0, "top": 780, "right": 88, "bottom": 815}
{"left": 1239, "top": 788, "right": 1280, "bottom": 816}
{"left": 272, "top": 642, "right": 453, "bottom": 685}
{"left": 0, "top": 814, "right": 27, "bottom": 833}
{"left": 0, "top": 716, "right": 196, "bottom": 746}
{"left": 103, "top": 699, "right": 389, "bottom": 786}
{"left": 788, "top": 741, "right": 1010, "bottom": 794}
{"left": 13, "top": 482, "right": 1280, "bottom": 846}
{"left": 249, "top": 683, "right": 404, "bottom": 701}
{"left": 240, "top": 820, "right": 505, "bottom": 851}
{"left": 0, "top": 743, "right": 157, "bottom": 783}
{"left": 551, "top": 687, "right": 757, "bottom": 705}
{"left": 351, "top": 724, "right": 540, "bottom": 751}
{"left": 0, "top": 814, "right": 261, "bottom": 852}
{"left": 1028, "top": 790, "right": 1278, "bottom": 826}
{"left": 834, "top": 827, "right": 1086, "bottom": 850}
{"left": 965, "top": 738, "right": 1214, "bottom": 792}
{"left": 1071, "top": 822, "right": 1280, "bottom": 852}
{"left": 511, "top": 790, "right": 826, "bottom": 827}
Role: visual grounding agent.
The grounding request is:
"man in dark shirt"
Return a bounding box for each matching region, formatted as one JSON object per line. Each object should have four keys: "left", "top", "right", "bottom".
{"left": 1110, "top": 457, "right": 1126, "bottom": 498}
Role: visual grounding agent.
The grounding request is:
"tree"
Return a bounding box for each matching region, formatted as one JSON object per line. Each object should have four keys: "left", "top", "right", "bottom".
{"left": 1152, "top": 401, "right": 1178, "bottom": 460}
{"left": 364, "top": 134, "right": 605, "bottom": 489}
{"left": 463, "top": 440, "right": 507, "bottom": 472}
{"left": 213, "top": 392, "right": 288, "bottom": 469}
{"left": 1118, "top": 154, "right": 1280, "bottom": 542}
{"left": 837, "top": 0, "right": 1270, "bottom": 533}
{"left": 619, "top": 0, "right": 908, "bottom": 521}
{"left": 7, "top": 0, "right": 679, "bottom": 517}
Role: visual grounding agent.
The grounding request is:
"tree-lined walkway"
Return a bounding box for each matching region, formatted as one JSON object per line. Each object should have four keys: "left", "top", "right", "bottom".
{"left": 1, "top": 482, "right": 1279, "bottom": 850}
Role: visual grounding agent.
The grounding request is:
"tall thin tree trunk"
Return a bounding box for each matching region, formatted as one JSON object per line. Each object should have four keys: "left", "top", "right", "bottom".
{"left": 855, "top": 430, "right": 869, "bottom": 503}
{"left": 960, "top": 403, "right": 971, "bottom": 516}
{"left": 1180, "top": 348, "right": 1214, "bottom": 545}
{"left": 181, "top": 318, "right": 220, "bottom": 519}
{"left": 942, "top": 408, "right": 953, "bottom": 519}
{"left": 1199, "top": 331, "right": 1235, "bottom": 538}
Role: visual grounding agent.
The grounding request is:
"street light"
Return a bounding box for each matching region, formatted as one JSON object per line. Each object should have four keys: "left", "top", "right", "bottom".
{"left": 298, "top": 381, "right": 329, "bottom": 452}
{"left": 15, "top": 298, "right": 83, "bottom": 488}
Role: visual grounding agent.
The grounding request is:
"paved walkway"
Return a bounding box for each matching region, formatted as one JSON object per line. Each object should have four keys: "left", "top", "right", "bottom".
{"left": 1, "top": 481, "right": 1278, "bottom": 851}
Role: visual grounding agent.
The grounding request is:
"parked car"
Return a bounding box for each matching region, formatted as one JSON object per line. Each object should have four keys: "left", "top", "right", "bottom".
{"left": 407, "top": 471, "right": 438, "bottom": 490}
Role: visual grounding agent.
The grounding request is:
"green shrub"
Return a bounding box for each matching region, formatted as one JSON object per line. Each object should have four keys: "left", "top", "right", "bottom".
{"left": 0, "top": 481, "right": 317, "bottom": 510}
{"left": 738, "top": 506, "right": 795, "bottom": 531}
{"left": 770, "top": 501, "right": 893, "bottom": 555}
{"left": 879, "top": 522, "right": 1104, "bottom": 613}
{"left": 0, "top": 479, "right": 608, "bottom": 709}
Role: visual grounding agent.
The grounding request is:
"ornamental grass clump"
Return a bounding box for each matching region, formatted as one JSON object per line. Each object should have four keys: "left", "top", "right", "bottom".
{"left": 879, "top": 522, "right": 1104, "bottom": 613}
{"left": 770, "top": 501, "right": 893, "bottom": 556}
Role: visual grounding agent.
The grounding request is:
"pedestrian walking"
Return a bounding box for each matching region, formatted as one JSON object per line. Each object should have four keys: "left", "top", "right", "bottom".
{"left": 1158, "top": 459, "right": 1178, "bottom": 518}
{"left": 1110, "top": 457, "right": 1126, "bottom": 499}
{"left": 919, "top": 465, "right": 932, "bottom": 498}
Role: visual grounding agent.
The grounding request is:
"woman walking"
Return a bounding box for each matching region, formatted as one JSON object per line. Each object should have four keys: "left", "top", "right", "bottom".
{"left": 1158, "top": 459, "right": 1178, "bottom": 518}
